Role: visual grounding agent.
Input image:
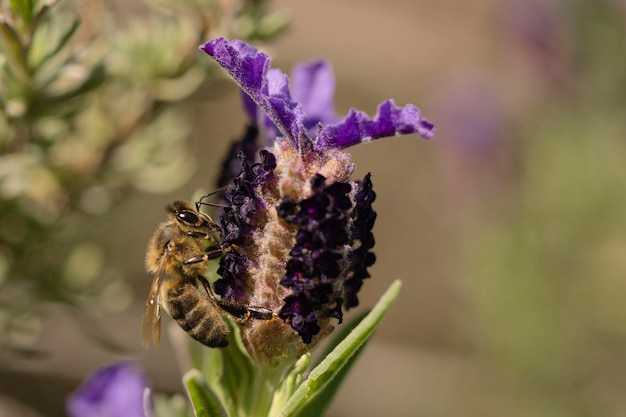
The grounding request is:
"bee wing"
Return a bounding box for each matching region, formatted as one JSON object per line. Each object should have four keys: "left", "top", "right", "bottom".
{"left": 141, "top": 243, "right": 172, "bottom": 349}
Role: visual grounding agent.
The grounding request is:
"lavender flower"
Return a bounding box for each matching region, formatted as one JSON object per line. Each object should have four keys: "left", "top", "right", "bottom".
{"left": 200, "top": 38, "right": 434, "bottom": 364}
{"left": 67, "top": 362, "right": 150, "bottom": 417}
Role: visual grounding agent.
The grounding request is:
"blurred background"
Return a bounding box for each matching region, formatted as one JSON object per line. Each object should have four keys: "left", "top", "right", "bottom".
{"left": 1, "top": 0, "right": 626, "bottom": 416}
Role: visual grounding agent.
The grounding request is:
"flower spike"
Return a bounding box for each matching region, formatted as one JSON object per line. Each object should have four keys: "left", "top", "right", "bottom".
{"left": 200, "top": 37, "right": 434, "bottom": 362}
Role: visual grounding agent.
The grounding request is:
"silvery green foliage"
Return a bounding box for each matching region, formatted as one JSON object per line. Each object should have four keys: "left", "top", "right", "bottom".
{"left": 180, "top": 281, "right": 403, "bottom": 417}
{"left": 0, "top": 0, "right": 287, "bottom": 353}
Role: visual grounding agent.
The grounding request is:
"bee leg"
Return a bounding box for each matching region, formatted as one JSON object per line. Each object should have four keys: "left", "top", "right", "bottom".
{"left": 186, "top": 228, "right": 221, "bottom": 239}
{"left": 186, "top": 228, "right": 222, "bottom": 249}
{"left": 183, "top": 248, "right": 224, "bottom": 265}
{"left": 247, "top": 306, "right": 274, "bottom": 321}
{"left": 197, "top": 275, "right": 219, "bottom": 301}
{"left": 186, "top": 231, "right": 208, "bottom": 238}
{"left": 196, "top": 276, "right": 275, "bottom": 322}
{"left": 197, "top": 277, "right": 247, "bottom": 320}
{"left": 196, "top": 276, "right": 251, "bottom": 321}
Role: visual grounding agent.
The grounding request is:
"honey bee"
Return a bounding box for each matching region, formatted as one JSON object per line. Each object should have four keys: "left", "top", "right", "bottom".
{"left": 142, "top": 199, "right": 273, "bottom": 349}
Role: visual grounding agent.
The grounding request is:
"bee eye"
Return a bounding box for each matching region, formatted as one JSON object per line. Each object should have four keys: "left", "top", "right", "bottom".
{"left": 177, "top": 210, "right": 199, "bottom": 225}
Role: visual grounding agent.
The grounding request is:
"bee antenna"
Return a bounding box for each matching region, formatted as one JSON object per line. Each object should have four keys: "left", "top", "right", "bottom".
{"left": 195, "top": 186, "right": 230, "bottom": 211}
{"left": 197, "top": 201, "right": 230, "bottom": 210}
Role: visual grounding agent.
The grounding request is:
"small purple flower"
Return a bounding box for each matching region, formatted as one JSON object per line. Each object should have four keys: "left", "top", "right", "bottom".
{"left": 200, "top": 38, "right": 433, "bottom": 362}
{"left": 67, "top": 362, "right": 149, "bottom": 417}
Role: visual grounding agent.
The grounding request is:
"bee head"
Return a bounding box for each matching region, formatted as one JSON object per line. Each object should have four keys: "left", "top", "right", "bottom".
{"left": 166, "top": 200, "right": 207, "bottom": 229}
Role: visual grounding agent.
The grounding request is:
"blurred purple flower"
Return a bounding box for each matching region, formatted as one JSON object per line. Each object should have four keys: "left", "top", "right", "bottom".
{"left": 504, "top": 0, "right": 562, "bottom": 55}
{"left": 435, "top": 76, "right": 504, "bottom": 156}
{"left": 67, "top": 362, "right": 149, "bottom": 417}
{"left": 432, "top": 73, "right": 512, "bottom": 204}
{"left": 501, "top": 0, "right": 571, "bottom": 88}
{"left": 200, "top": 37, "right": 433, "bottom": 362}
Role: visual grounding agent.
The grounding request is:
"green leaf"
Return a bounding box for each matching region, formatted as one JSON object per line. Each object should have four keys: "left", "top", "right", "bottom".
{"left": 278, "top": 280, "right": 403, "bottom": 417}
{"left": 219, "top": 319, "right": 256, "bottom": 412}
{"left": 33, "top": 17, "right": 81, "bottom": 70}
{"left": 293, "top": 311, "right": 370, "bottom": 417}
{"left": 311, "top": 310, "right": 370, "bottom": 369}
{"left": 37, "top": 63, "right": 106, "bottom": 104}
{"left": 9, "top": 0, "right": 35, "bottom": 25}
{"left": 183, "top": 369, "right": 229, "bottom": 417}
{"left": 268, "top": 353, "right": 310, "bottom": 417}
{"left": 0, "top": 17, "right": 28, "bottom": 74}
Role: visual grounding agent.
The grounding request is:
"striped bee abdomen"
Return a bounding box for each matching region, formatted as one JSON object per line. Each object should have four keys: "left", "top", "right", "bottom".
{"left": 166, "top": 281, "right": 229, "bottom": 348}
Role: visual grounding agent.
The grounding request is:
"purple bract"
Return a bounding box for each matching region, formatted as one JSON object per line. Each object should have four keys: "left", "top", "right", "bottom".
{"left": 201, "top": 38, "right": 434, "bottom": 150}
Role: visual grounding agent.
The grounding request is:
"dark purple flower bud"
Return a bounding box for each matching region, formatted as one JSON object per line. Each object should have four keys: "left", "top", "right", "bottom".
{"left": 345, "top": 173, "right": 377, "bottom": 308}
{"left": 276, "top": 174, "right": 354, "bottom": 343}
{"left": 200, "top": 38, "right": 434, "bottom": 363}
{"left": 67, "top": 362, "right": 149, "bottom": 417}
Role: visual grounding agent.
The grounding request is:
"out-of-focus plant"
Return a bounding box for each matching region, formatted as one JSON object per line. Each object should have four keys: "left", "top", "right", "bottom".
{"left": 434, "top": 0, "right": 626, "bottom": 415}
{"left": 0, "top": 0, "right": 287, "bottom": 353}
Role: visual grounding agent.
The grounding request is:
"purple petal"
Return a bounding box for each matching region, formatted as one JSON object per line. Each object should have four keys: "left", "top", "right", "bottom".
{"left": 317, "top": 99, "right": 435, "bottom": 150}
{"left": 201, "top": 38, "right": 306, "bottom": 144}
{"left": 241, "top": 91, "right": 281, "bottom": 147}
{"left": 241, "top": 92, "right": 258, "bottom": 124}
{"left": 67, "top": 362, "right": 149, "bottom": 417}
{"left": 291, "top": 60, "right": 336, "bottom": 129}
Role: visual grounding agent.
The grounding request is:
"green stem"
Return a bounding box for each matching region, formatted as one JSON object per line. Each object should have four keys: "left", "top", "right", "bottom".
{"left": 246, "top": 364, "right": 284, "bottom": 417}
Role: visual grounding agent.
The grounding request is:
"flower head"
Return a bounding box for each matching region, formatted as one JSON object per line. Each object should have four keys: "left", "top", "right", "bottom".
{"left": 200, "top": 38, "right": 433, "bottom": 364}
{"left": 67, "top": 362, "right": 150, "bottom": 417}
